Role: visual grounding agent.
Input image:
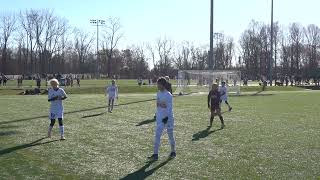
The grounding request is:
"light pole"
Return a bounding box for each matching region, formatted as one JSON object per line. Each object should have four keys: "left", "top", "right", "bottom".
{"left": 209, "top": 0, "right": 214, "bottom": 70}
{"left": 269, "top": 0, "right": 274, "bottom": 86}
{"left": 90, "top": 19, "right": 105, "bottom": 78}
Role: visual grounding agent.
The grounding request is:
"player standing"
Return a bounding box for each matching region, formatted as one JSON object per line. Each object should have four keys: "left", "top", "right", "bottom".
{"left": 106, "top": 80, "right": 118, "bottom": 113}
{"left": 208, "top": 83, "right": 225, "bottom": 129}
{"left": 149, "top": 78, "right": 176, "bottom": 161}
{"left": 219, "top": 81, "right": 232, "bottom": 111}
{"left": 47, "top": 79, "right": 67, "bottom": 140}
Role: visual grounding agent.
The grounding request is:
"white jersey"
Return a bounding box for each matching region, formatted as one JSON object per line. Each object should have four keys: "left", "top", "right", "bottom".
{"left": 48, "top": 88, "right": 67, "bottom": 118}
{"left": 156, "top": 90, "right": 174, "bottom": 128}
{"left": 106, "top": 85, "right": 118, "bottom": 98}
{"left": 219, "top": 86, "right": 228, "bottom": 101}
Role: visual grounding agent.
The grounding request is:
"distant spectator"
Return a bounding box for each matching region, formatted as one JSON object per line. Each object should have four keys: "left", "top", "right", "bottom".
{"left": 0, "top": 76, "right": 3, "bottom": 86}
{"left": 2, "top": 75, "right": 7, "bottom": 86}
{"left": 138, "top": 78, "right": 143, "bottom": 86}
{"left": 285, "top": 75, "right": 289, "bottom": 87}
{"left": 17, "top": 76, "right": 23, "bottom": 87}
{"left": 76, "top": 77, "right": 80, "bottom": 87}
{"left": 36, "top": 77, "right": 41, "bottom": 88}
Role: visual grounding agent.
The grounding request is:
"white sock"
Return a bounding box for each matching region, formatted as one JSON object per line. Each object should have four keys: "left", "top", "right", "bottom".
{"left": 59, "top": 126, "right": 64, "bottom": 136}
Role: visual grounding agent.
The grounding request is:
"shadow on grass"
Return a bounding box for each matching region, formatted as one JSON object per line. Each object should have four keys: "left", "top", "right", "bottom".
{"left": 0, "top": 137, "right": 59, "bottom": 156}
{"left": 192, "top": 126, "right": 222, "bottom": 141}
{"left": 82, "top": 112, "right": 107, "bottom": 118}
{"left": 0, "top": 125, "right": 20, "bottom": 129}
{"left": 0, "top": 131, "right": 19, "bottom": 136}
{"left": 136, "top": 118, "right": 155, "bottom": 126}
{"left": 229, "top": 91, "right": 274, "bottom": 97}
{"left": 120, "top": 158, "right": 173, "bottom": 180}
{"left": 0, "top": 98, "right": 157, "bottom": 125}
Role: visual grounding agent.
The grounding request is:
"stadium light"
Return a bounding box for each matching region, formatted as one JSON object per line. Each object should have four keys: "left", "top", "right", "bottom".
{"left": 269, "top": 0, "right": 274, "bottom": 85}
{"left": 90, "top": 19, "right": 105, "bottom": 78}
{"left": 209, "top": 0, "right": 214, "bottom": 70}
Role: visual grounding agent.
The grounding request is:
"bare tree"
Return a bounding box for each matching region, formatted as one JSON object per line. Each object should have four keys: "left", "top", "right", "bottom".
{"left": 0, "top": 13, "right": 16, "bottom": 73}
{"left": 156, "top": 37, "right": 174, "bottom": 74}
{"left": 103, "top": 17, "right": 123, "bottom": 77}
{"left": 73, "top": 28, "right": 94, "bottom": 73}
{"left": 146, "top": 43, "right": 156, "bottom": 68}
{"left": 304, "top": 24, "right": 320, "bottom": 78}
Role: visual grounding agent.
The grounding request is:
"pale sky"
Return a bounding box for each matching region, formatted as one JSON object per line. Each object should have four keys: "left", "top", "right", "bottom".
{"left": 1, "top": 0, "right": 319, "bottom": 49}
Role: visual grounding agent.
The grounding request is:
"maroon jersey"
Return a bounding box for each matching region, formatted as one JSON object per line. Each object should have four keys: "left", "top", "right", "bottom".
{"left": 208, "top": 89, "right": 221, "bottom": 107}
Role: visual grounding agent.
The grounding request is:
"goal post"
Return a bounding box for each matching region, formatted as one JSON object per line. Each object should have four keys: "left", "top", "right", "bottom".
{"left": 175, "top": 70, "right": 241, "bottom": 95}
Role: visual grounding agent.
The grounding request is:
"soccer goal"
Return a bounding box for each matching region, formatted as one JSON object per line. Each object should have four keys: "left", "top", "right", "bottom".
{"left": 175, "top": 70, "right": 241, "bottom": 95}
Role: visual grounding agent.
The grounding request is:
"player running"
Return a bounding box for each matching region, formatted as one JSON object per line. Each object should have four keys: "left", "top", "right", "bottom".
{"left": 149, "top": 78, "right": 176, "bottom": 161}
{"left": 208, "top": 83, "right": 225, "bottom": 129}
{"left": 106, "top": 80, "right": 118, "bottom": 113}
{"left": 47, "top": 79, "right": 68, "bottom": 140}
{"left": 219, "top": 81, "right": 232, "bottom": 111}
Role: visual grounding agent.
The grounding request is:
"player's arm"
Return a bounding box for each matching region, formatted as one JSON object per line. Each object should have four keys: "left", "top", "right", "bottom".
{"left": 116, "top": 86, "right": 119, "bottom": 99}
{"left": 59, "top": 89, "right": 68, "bottom": 100}
{"left": 48, "top": 89, "right": 57, "bottom": 102}
{"left": 207, "top": 92, "right": 211, "bottom": 108}
{"left": 166, "top": 94, "right": 173, "bottom": 120}
{"left": 105, "top": 86, "right": 108, "bottom": 96}
{"left": 48, "top": 96, "right": 58, "bottom": 102}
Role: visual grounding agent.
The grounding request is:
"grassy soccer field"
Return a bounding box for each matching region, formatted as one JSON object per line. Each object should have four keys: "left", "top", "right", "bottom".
{"left": 0, "top": 91, "right": 319, "bottom": 179}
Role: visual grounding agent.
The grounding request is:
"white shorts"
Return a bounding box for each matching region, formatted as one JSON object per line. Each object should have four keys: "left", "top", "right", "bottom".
{"left": 220, "top": 97, "right": 228, "bottom": 102}
{"left": 49, "top": 111, "right": 63, "bottom": 120}
{"left": 156, "top": 118, "right": 174, "bottom": 130}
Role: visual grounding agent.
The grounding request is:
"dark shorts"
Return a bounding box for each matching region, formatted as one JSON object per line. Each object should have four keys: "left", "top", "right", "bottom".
{"left": 211, "top": 104, "right": 221, "bottom": 112}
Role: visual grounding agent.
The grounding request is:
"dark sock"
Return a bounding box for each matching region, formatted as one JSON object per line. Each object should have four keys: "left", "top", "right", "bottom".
{"left": 219, "top": 116, "right": 224, "bottom": 124}
{"left": 210, "top": 117, "right": 214, "bottom": 126}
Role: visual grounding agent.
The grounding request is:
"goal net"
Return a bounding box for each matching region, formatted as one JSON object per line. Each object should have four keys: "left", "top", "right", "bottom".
{"left": 175, "top": 70, "right": 241, "bottom": 95}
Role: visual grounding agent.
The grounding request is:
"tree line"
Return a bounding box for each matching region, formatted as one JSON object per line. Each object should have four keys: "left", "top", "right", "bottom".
{"left": 1, "top": 9, "right": 320, "bottom": 81}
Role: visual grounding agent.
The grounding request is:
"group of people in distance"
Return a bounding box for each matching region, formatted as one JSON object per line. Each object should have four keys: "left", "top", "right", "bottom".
{"left": 0, "top": 73, "right": 8, "bottom": 86}
{"left": 45, "top": 76, "right": 231, "bottom": 161}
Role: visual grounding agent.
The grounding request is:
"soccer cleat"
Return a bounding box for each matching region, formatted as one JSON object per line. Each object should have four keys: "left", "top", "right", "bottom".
{"left": 169, "top": 152, "right": 176, "bottom": 158}
{"left": 229, "top": 107, "right": 233, "bottom": 112}
{"left": 148, "top": 154, "right": 158, "bottom": 161}
{"left": 221, "top": 124, "right": 225, "bottom": 129}
{"left": 60, "top": 136, "right": 66, "bottom": 140}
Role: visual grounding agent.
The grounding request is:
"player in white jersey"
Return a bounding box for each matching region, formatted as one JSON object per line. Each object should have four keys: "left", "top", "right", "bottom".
{"left": 148, "top": 78, "right": 176, "bottom": 161}
{"left": 219, "top": 81, "right": 232, "bottom": 111}
{"left": 106, "top": 80, "right": 118, "bottom": 113}
{"left": 47, "top": 79, "right": 67, "bottom": 140}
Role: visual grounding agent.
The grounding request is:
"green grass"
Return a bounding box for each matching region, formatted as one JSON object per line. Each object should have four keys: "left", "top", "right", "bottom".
{"left": 0, "top": 91, "right": 319, "bottom": 179}
{"left": 0, "top": 79, "right": 306, "bottom": 95}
